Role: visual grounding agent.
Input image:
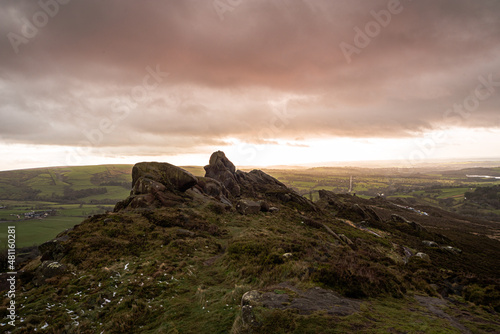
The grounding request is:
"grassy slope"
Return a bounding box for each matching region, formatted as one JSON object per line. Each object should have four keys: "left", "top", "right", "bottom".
{"left": 4, "top": 199, "right": 498, "bottom": 333}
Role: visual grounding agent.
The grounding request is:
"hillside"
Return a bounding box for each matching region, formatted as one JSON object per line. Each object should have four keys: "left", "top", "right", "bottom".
{"left": 1, "top": 152, "right": 499, "bottom": 333}
{"left": 1, "top": 163, "right": 500, "bottom": 248}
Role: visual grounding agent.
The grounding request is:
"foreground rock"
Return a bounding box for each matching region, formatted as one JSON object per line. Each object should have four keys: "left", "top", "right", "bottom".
{"left": 237, "top": 283, "right": 361, "bottom": 331}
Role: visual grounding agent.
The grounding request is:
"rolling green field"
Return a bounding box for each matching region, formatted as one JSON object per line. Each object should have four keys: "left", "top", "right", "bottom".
{"left": 1, "top": 163, "right": 500, "bottom": 247}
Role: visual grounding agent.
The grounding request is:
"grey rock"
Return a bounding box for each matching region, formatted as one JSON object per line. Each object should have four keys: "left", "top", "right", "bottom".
{"left": 204, "top": 151, "right": 241, "bottom": 197}
{"left": 34, "top": 261, "right": 68, "bottom": 286}
{"left": 423, "top": 240, "right": 439, "bottom": 247}
{"left": 441, "top": 246, "right": 462, "bottom": 255}
{"left": 415, "top": 252, "right": 431, "bottom": 261}
{"left": 236, "top": 199, "right": 261, "bottom": 215}
{"left": 132, "top": 162, "right": 198, "bottom": 193}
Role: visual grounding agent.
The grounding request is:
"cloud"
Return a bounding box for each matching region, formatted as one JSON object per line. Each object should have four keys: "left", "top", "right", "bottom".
{"left": 0, "top": 0, "right": 499, "bottom": 152}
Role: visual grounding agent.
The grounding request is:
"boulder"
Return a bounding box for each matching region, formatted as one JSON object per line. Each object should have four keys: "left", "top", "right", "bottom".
{"left": 415, "top": 252, "right": 431, "bottom": 261}
{"left": 441, "top": 246, "right": 462, "bottom": 255}
{"left": 115, "top": 162, "right": 197, "bottom": 211}
{"left": 423, "top": 240, "right": 439, "bottom": 247}
{"left": 236, "top": 200, "right": 261, "bottom": 215}
{"left": 269, "top": 206, "right": 280, "bottom": 213}
{"left": 33, "top": 261, "right": 68, "bottom": 286}
{"left": 132, "top": 162, "right": 198, "bottom": 193}
{"left": 132, "top": 177, "right": 166, "bottom": 195}
{"left": 39, "top": 234, "right": 70, "bottom": 262}
{"left": 196, "top": 177, "right": 229, "bottom": 198}
{"left": 204, "top": 151, "right": 241, "bottom": 197}
{"left": 391, "top": 214, "right": 425, "bottom": 232}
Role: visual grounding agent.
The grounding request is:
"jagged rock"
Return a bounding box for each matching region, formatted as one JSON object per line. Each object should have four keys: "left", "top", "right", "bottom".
{"left": 33, "top": 261, "right": 68, "bottom": 286}
{"left": 132, "top": 177, "right": 167, "bottom": 195}
{"left": 415, "top": 252, "right": 431, "bottom": 261}
{"left": 441, "top": 246, "right": 462, "bottom": 255}
{"left": 269, "top": 206, "right": 279, "bottom": 213}
{"left": 196, "top": 176, "right": 229, "bottom": 198}
{"left": 409, "top": 221, "right": 424, "bottom": 232}
{"left": 391, "top": 214, "right": 411, "bottom": 224}
{"left": 242, "top": 290, "right": 262, "bottom": 306}
{"left": 219, "top": 195, "right": 232, "bottom": 207}
{"left": 132, "top": 162, "right": 198, "bottom": 193}
{"left": 423, "top": 240, "right": 439, "bottom": 247}
{"left": 39, "top": 234, "right": 70, "bottom": 262}
{"left": 236, "top": 199, "right": 261, "bottom": 215}
{"left": 204, "top": 151, "right": 241, "bottom": 197}
{"left": 391, "top": 214, "right": 425, "bottom": 232}
{"left": 115, "top": 162, "right": 198, "bottom": 211}
{"left": 203, "top": 151, "right": 317, "bottom": 211}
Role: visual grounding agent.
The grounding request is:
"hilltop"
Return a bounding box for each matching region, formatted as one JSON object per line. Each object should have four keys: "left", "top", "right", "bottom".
{"left": 1, "top": 152, "right": 499, "bottom": 333}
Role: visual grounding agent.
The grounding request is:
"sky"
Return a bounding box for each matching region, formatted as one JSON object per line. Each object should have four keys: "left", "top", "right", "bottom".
{"left": 1, "top": 0, "right": 499, "bottom": 171}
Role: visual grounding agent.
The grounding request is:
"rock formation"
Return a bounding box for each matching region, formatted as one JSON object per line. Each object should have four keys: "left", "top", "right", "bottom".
{"left": 114, "top": 151, "right": 318, "bottom": 213}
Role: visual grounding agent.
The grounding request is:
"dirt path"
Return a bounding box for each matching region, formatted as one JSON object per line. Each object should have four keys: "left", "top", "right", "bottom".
{"left": 415, "top": 296, "right": 472, "bottom": 334}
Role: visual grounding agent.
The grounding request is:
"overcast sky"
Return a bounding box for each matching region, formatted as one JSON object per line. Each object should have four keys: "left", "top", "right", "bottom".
{"left": 1, "top": 0, "right": 499, "bottom": 170}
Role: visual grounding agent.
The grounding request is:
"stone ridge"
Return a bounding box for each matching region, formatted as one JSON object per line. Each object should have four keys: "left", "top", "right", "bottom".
{"left": 114, "top": 151, "right": 318, "bottom": 213}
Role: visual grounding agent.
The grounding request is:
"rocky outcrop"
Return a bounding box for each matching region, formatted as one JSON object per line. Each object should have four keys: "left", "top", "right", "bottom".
{"left": 114, "top": 162, "right": 198, "bottom": 211}
{"left": 204, "top": 151, "right": 318, "bottom": 212}
{"left": 132, "top": 162, "right": 198, "bottom": 192}
{"left": 114, "top": 151, "right": 318, "bottom": 212}
{"left": 318, "top": 191, "right": 381, "bottom": 222}
{"left": 204, "top": 151, "right": 241, "bottom": 197}
{"left": 39, "top": 233, "right": 70, "bottom": 262}
{"left": 236, "top": 199, "right": 261, "bottom": 215}
{"left": 391, "top": 214, "right": 426, "bottom": 232}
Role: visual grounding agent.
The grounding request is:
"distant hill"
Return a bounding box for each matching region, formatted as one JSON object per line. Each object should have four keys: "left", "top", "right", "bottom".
{"left": 0, "top": 164, "right": 207, "bottom": 204}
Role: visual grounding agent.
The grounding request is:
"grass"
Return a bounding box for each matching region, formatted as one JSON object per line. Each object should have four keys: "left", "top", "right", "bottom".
{"left": 1, "top": 180, "right": 498, "bottom": 332}
{"left": 0, "top": 216, "right": 83, "bottom": 248}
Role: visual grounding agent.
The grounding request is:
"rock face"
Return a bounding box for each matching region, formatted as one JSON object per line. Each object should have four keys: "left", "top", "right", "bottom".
{"left": 236, "top": 199, "right": 261, "bottom": 215}
{"left": 39, "top": 233, "right": 70, "bottom": 262}
{"left": 132, "top": 162, "right": 198, "bottom": 193}
{"left": 204, "top": 151, "right": 317, "bottom": 211}
{"left": 114, "top": 162, "right": 198, "bottom": 211}
{"left": 114, "top": 151, "right": 317, "bottom": 212}
{"left": 204, "top": 151, "right": 241, "bottom": 197}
